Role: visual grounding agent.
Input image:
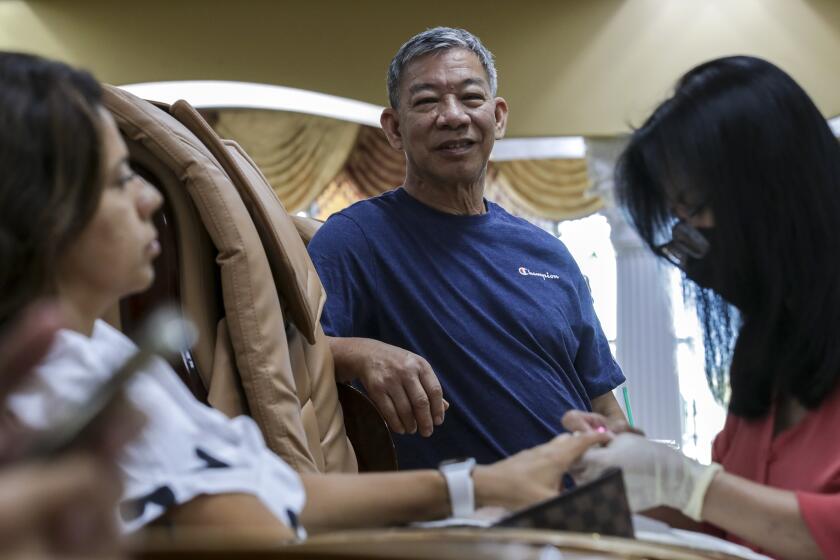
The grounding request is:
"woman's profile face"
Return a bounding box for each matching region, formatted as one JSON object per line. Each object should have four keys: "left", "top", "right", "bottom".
{"left": 56, "top": 108, "right": 163, "bottom": 306}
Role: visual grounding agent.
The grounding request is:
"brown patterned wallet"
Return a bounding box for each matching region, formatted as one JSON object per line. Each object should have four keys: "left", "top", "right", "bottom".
{"left": 494, "top": 467, "right": 634, "bottom": 538}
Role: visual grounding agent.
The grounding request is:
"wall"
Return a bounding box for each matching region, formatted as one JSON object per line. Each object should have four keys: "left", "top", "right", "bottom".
{"left": 2, "top": 0, "right": 839, "bottom": 136}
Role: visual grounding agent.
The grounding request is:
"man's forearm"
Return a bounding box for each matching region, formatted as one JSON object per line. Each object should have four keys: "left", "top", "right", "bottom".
{"left": 327, "top": 335, "right": 364, "bottom": 383}
{"left": 325, "top": 335, "right": 445, "bottom": 436}
{"left": 591, "top": 390, "right": 627, "bottom": 425}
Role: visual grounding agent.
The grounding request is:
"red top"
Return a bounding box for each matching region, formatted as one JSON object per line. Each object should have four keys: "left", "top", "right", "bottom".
{"left": 710, "top": 384, "right": 840, "bottom": 557}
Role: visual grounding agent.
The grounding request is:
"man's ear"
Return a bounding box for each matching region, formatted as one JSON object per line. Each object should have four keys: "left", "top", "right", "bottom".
{"left": 493, "top": 97, "right": 509, "bottom": 140}
{"left": 380, "top": 108, "right": 404, "bottom": 151}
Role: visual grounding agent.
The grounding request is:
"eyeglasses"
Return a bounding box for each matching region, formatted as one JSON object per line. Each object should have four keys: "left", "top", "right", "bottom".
{"left": 654, "top": 220, "right": 710, "bottom": 269}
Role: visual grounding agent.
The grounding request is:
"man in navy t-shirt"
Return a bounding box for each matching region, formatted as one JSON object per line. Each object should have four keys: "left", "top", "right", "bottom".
{"left": 309, "top": 27, "right": 627, "bottom": 470}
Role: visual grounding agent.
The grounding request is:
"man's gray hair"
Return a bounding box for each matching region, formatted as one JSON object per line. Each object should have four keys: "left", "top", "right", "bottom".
{"left": 387, "top": 27, "right": 497, "bottom": 109}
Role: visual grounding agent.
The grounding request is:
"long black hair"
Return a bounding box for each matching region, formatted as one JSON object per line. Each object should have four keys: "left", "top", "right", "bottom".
{"left": 0, "top": 53, "right": 104, "bottom": 331}
{"left": 616, "top": 56, "right": 840, "bottom": 418}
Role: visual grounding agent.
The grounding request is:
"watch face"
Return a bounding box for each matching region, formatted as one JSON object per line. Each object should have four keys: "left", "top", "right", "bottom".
{"left": 439, "top": 457, "right": 476, "bottom": 470}
{"left": 439, "top": 457, "right": 472, "bottom": 468}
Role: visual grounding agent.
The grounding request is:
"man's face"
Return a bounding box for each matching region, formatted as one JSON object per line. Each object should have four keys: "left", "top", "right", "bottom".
{"left": 381, "top": 48, "right": 508, "bottom": 187}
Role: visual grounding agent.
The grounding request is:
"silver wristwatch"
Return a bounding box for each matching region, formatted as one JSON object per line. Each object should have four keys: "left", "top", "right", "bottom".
{"left": 438, "top": 457, "right": 477, "bottom": 518}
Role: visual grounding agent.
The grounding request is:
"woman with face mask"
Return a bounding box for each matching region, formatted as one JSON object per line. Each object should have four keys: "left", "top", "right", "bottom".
{"left": 570, "top": 56, "right": 840, "bottom": 559}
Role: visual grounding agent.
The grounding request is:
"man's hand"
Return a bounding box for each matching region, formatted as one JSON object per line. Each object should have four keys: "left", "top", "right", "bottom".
{"left": 328, "top": 336, "right": 447, "bottom": 437}
{"left": 473, "top": 431, "right": 612, "bottom": 511}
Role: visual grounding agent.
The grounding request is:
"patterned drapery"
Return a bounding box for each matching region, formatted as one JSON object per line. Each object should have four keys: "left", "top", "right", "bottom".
{"left": 488, "top": 158, "right": 602, "bottom": 221}
{"left": 213, "top": 109, "right": 359, "bottom": 212}
{"left": 343, "top": 125, "right": 405, "bottom": 197}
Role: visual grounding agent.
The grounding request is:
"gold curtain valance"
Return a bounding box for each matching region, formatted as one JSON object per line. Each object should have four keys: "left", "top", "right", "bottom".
{"left": 489, "top": 158, "right": 603, "bottom": 221}
{"left": 311, "top": 126, "right": 405, "bottom": 220}
{"left": 212, "top": 108, "right": 603, "bottom": 222}
{"left": 343, "top": 125, "right": 406, "bottom": 197}
{"left": 213, "top": 109, "right": 359, "bottom": 212}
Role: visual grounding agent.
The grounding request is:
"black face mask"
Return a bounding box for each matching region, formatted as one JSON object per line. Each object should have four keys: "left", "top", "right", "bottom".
{"left": 682, "top": 226, "right": 750, "bottom": 310}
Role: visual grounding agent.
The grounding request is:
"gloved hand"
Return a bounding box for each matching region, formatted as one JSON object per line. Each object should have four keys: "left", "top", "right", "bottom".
{"left": 571, "top": 433, "right": 722, "bottom": 521}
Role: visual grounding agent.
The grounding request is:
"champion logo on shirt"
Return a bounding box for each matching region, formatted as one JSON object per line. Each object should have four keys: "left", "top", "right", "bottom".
{"left": 518, "top": 267, "right": 560, "bottom": 280}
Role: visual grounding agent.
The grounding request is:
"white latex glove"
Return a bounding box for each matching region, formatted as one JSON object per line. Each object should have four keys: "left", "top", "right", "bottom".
{"left": 571, "top": 433, "right": 722, "bottom": 521}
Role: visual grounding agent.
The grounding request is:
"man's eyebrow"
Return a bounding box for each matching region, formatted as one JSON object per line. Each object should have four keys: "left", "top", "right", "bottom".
{"left": 408, "top": 82, "right": 437, "bottom": 95}
{"left": 460, "top": 78, "right": 487, "bottom": 89}
{"left": 408, "top": 78, "right": 488, "bottom": 96}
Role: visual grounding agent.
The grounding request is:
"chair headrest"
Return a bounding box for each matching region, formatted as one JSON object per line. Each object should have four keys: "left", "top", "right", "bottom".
{"left": 170, "top": 100, "right": 325, "bottom": 344}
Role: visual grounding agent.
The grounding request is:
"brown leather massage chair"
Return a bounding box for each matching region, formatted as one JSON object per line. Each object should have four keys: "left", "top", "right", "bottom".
{"left": 102, "top": 86, "right": 396, "bottom": 475}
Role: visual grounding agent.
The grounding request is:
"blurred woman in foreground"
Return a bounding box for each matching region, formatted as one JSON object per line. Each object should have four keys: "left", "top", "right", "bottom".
{"left": 573, "top": 56, "right": 840, "bottom": 559}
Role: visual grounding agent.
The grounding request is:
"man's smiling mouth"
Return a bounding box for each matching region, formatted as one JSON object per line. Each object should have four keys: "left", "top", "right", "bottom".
{"left": 436, "top": 139, "right": 476, "bottom": 152}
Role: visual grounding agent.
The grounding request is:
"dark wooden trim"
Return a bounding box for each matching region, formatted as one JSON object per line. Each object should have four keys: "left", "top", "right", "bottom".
{"left": 336, "top": 383, "right": 398, "bottom": 472}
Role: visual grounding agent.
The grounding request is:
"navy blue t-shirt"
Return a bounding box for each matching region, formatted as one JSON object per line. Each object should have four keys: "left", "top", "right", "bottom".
{"left": 308, "top": 188, "right": 624, "bottom": 469}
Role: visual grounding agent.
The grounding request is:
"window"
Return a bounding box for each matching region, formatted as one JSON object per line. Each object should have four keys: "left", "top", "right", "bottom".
{"left": 670, "top": 269, "right": 726, "bottom": 463}
{"left": 556, "top": 213, "right": 617, "bottom": 353}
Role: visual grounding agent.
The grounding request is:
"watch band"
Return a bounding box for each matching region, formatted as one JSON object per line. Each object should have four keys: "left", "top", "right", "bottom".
{"left": 438, "top": 457, "right": 476, "bottom": 517}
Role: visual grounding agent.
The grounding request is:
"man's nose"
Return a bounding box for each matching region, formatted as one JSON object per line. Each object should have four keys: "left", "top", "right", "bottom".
{"left": 436, "top": 97, "right": 470, "bottom": 128}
